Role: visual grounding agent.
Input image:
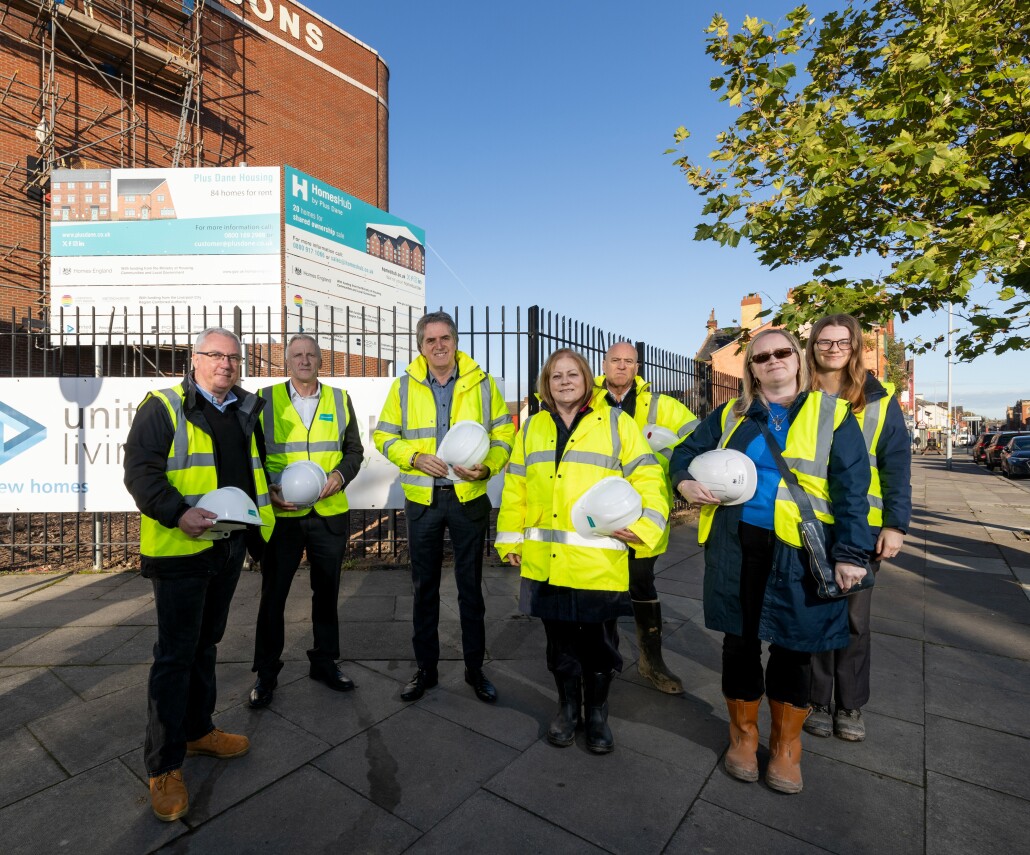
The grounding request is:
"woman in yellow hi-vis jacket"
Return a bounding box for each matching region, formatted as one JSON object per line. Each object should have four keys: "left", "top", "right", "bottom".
{"left": 495, "top": 348, "right": 668, "bottom": 754}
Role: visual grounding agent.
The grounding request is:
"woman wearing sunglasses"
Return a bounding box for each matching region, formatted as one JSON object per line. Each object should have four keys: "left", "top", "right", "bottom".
{"left": 803, "top": 314, "right": 911, "bottom": 744}
{"left": 670, "top": 328, "right": 873, "bottom": 793}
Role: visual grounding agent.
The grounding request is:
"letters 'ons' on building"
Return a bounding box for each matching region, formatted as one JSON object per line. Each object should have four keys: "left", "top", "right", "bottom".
{"left": 0, "top": 0, "right": 389, "bottom": 337}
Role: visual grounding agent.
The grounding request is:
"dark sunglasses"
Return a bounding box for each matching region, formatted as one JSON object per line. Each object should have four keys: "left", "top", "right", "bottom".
{"left": 750, "top": 347, "right": 796, "bottom": 364}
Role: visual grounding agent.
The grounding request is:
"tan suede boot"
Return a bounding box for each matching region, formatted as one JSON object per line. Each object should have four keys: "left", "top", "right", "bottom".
{"left": 767, "top": 700, "right": 809, "bottom": 794}
{"left": 149, "top": 769, "right": 188, "bottom": 822}
{"left": 724, "top": 696, "right": 761, "bottom": 782}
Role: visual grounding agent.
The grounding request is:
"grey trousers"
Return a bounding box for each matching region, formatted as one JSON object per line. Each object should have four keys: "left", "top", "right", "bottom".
{"left": 808, "top": 577, "right": 874, "bottom": 710}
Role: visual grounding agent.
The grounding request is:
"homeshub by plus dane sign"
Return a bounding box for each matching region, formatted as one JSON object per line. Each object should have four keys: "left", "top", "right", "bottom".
{"left": 0, "top": 401, "right": 46, "bottom": 467}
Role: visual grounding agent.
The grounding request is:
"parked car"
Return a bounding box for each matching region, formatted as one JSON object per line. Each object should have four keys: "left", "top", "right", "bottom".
{"left": 985, "top": 431, "right": 1030, "bottom": 471}
{"left": 1000, "top": 436, "right": 1030, "bottom": 478}
{"left": 972, "top": 433, "right": 997, "bottom": 466}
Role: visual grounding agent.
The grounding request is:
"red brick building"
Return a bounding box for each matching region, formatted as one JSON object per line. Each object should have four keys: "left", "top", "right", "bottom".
{"left": 1, "top": 0, "right": 389, "bottom": 326}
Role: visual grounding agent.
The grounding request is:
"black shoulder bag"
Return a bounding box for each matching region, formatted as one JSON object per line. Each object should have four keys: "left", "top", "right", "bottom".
{"left": 757, "top": 420, "right": 873, "bottom": 599}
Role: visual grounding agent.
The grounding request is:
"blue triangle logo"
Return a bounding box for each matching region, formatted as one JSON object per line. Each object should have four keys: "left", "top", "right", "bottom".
{"left": 0, "top": 401, "right": 47, "bottom": 466}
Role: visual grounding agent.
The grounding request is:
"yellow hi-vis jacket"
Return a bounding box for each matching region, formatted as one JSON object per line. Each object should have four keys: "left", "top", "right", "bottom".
{"left": 591, "top": 374, "right": 699, "bottom": 557}
{"left": 373, "top": 351, "right": 515, "bottom": 505}
{"left": 139, "top": 385, "right": 274, "bottom": 558}
{"left": 494, "top": 406, "right": 669, "bottom": 592}
{"left": 259, "top": 382, "right": 351, "bottom": 518}
{"left": 855, "top": 382, "right": 895, "bottom": 528}
{"left": 697, "top": 392, "right": 850, "bottom": 548}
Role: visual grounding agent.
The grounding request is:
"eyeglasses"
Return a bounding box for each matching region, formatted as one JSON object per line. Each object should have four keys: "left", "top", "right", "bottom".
{"left": 196, "top": 351, "right": 242, "bottom": 365}
{"left": 814, "top": 338, "right": 853, "bottom": 352}
{"left": 750, "top": 347, "right": 796, "bottom": 364}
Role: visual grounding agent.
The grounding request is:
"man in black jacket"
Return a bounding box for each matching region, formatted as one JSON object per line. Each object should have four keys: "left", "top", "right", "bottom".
{"left": 124, "top": 327, "right": 272, "bottom": 822}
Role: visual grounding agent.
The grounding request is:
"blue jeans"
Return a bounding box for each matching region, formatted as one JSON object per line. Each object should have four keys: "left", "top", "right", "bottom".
{"left": 144, "top": 535, "right": 245, "bottom": 776}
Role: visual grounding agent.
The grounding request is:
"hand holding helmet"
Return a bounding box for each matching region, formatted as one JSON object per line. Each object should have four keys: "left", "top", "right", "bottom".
{"left": 192, "top": 486, "right": 267, "bottom": 540}
{"left": 437, "top": 421, "right": 491, "bottom": 481}
{"left": 571, "top": 477, "right": 644, "bottom": 538}
{"left": 685, "top": 449, "right": 758, "bottom": 506}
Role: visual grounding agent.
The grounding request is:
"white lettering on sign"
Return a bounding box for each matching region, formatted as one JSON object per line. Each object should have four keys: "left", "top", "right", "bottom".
{"left": 222, "top": 0, "right": 325, "bottom": 53}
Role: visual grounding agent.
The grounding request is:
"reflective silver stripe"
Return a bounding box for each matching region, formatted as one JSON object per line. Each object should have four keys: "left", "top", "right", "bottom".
{"left": 641, "top": 508, "right": 667, "bottom": 530}
{"left": 480, "top": 377, "right": 491, "bottom": 430}
{"left": 491, "top": 413, "right": 513, "bottom": 428}
{"left": 784, "top": 456, "right": 830, "bottom": 477}
{"left": 623, "top": 452, "right": 658, "bottom": 477}
{"left": 306, "top": 441, "right": 340, "bottom": 453}
{"left": 382, "top": 437, "right": 399, "bottom": 456}
{"left": 647, "top": 392, "right": 660, "bottom": 424}
{"left": 183, "top": 492, "right": 204, "bottom": 506}
{"left": 868, "top": 495, "right": 883, "bottom": 510}
{"left": 659, "top": 447, "right": 674, "bottom": 461}
{"left": 506, "top": 463, "right": 526, "bottom": 476}
{"left": 524, "top": 527, "right": 628, "bottom": 551}
{"left": 402, "top": 427, "right": 437, "bottom": 440}
{"left": 777, "top": 485, "right": 832, "bottom": 516}
{"left": 609, "top": 408, "right": 622, "bottom": 459}
{"left": 860, "top": 399, "right": 881, "bottom": 454}
{"left": 495, "top": 531, "right": 523, "bottom": 544}
{"left": 678, "top": 418, "right": 700, "bottom": 438}
{"left": 719, "top": 412, "right": 742, "bottom": 447}
{"left": 525, "top": 450, "right": 555, "bottom": 467}
{"left": 331, "top": 387, "right": 347, "bottom": 442}
{"left": 563, "top": 450, "right": 620, "bottom": 470}
{"left": 376, "top": 420, "right": 402, "bottom": 434}
{"left": 254, "top": 493, "right": 272, "bottom": 509}
{"left": 398, "top": 375, "right": 410, "bottom": 434}
{"left": 490, "top": 440, "right": 513, "bottom": 453}
{"left": 400, "top": 472, "right": 434, "bottom": 488}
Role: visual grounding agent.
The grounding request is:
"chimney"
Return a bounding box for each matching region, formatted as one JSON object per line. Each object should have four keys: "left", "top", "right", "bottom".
{"left": 741, "top": 294, "right": 762, "bottom": 332}
{"left": 707, "top": 309, "right": 717, "bottom": 332}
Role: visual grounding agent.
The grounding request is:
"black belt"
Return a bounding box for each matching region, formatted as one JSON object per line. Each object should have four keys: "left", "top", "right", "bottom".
{"left": 435, "top": 483, "right": 455, "bottom": 490}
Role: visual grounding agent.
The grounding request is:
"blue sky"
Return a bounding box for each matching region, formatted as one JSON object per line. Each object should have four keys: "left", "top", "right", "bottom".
{"left": 302, "top": 0, "right": 1023, "bottom": 418}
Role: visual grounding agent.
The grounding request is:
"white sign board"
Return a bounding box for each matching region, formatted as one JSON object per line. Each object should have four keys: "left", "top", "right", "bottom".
{"left": 0, "top": 377, "right": 504, "bottom": 513}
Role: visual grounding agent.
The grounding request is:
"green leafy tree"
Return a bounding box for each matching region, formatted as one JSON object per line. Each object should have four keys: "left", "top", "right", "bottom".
{"left": 671, "top": 0, "right": 1030, "bottom": 358}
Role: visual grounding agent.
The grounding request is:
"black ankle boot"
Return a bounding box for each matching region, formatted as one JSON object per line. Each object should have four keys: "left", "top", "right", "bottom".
{"left": 584, "top": 671, "right": 614, "bottom": 754}
{"left": 547, "top": 674, "right": 581, "bottom": 747}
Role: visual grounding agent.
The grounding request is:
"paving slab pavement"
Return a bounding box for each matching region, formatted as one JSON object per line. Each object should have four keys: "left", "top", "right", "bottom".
{"left": 2, "top": 455, "right": 1029, "bottom": 854}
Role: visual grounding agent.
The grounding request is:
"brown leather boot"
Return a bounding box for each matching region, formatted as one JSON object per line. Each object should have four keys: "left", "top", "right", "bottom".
{"left": 632, "top": 600, "right": 683, "bottom": 694}
{"left": 767, "top": 700, "right": 809, "bottom": 794}
{"left": 724, "top": 696, "right": 761, "bottom": 782}
{"left": 186, "top": 728, "right": 250, "bottom": 759}
{"left": 149, "top": 769, "right": 188, "bottom": 822}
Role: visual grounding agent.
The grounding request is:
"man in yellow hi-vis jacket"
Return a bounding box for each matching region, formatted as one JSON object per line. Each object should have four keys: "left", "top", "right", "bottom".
{"left": 374, "top": 312, "right": 514, "bottom": 705}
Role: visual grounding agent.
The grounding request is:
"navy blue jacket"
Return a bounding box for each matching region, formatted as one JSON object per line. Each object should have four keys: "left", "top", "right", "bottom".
{"left": 670, "top": 394, "right": 873, "bottom": 652}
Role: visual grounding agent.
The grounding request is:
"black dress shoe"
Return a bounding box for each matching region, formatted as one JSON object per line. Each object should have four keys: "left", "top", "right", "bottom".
{"left": 248, "top": 676, "right": 277, "bottom": 709}
{"left": 464, "top": 668, "right": 498, "bottom": 704}
{"left": 400, "top": 667, "right": 438, "bottom": 702}
{"left": 309, "top": 664, "right": 355, "bottom": 692}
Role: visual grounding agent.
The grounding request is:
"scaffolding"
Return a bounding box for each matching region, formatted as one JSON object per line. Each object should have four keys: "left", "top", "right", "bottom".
{"left": 0, "top": 0, "right": 209, "bottom": 310}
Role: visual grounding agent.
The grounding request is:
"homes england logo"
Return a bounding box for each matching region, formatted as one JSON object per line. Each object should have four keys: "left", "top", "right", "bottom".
{"left": 0, "top": 401, "right": 46, "bottom": 466}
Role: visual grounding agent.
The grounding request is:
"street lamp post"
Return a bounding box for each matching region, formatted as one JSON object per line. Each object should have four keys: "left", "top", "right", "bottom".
{"left": 946, "top": 304, "right": 953, "bottom": 471}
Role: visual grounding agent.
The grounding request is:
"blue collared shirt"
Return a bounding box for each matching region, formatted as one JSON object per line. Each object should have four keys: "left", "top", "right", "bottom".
{"left": 194, "top": 382, "right": 238, "bottom": 413}
{"left": 429, "top": 366, "right": 458, "bottom": 485}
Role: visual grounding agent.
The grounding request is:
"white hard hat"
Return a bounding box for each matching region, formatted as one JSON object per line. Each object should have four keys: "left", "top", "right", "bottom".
{"left": 571, "top": 477, "right": 643, "bottom": 538}
{"left": 643, "top": 423, "right": 679, "bottom": 452}
{"left": 687, "top": 448, "right": 758, "bottom": 505}
{"left": 280, "top": 460, "right": 328, "bottom": 507}
{"left": 195, "top": 486, "right": 266, "bottom": 539}
{"left": 437, "top": 421, "right": 490, "bottom": 480}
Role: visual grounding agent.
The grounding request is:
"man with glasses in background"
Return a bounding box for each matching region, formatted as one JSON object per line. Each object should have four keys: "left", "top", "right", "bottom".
{"left": 124, "top": 327, "right": 274, "bottom": 823}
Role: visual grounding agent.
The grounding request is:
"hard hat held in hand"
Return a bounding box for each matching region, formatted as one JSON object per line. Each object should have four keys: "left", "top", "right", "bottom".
{"left": 571, "top": 477, "right": 643, "bottom": 538}
{"left": 644, "top": 423, "right": 679, "bottom": 452}
{"left": 279, "top": 460, "right": 327, "bottom": 507}
{"left": 437, "top": 421, "right": 490, "bottom": 480}
{"left": 687, "top": 448, "right": 757, "bottom": 505}
{"left": 195, "top": 486, "right": 266, "bottom": 540}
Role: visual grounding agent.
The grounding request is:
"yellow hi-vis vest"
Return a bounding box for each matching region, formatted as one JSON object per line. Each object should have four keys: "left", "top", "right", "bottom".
{"left": 494, "top": 407, "right": 669, "bottom": 591}
{"left": 260, "top": 382, "right": 351, "bottom": 518}
{"left": 696, "top": 393, "right": 849, "bottom": 548}
{"left": 854, "top": 382, "right": 895, "bottom": 528}
{"left": 373, "top": 351, "right": 515, "bottom": 506}
{"left": 590, "top": 375, "right": 699, "bottom": 557}
{"left": 139, "top": 385, "right": 274, "bottom": 558}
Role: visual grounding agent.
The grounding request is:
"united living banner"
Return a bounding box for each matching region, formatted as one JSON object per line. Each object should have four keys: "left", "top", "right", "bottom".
{"left": 50, "top": 166, "right": 282, "bottom": 341}
{"left": 284, "top": 166, "right": 426, "bottom": 357}
{"left": 0, "top": 378, "right": 504, "bottom": 513}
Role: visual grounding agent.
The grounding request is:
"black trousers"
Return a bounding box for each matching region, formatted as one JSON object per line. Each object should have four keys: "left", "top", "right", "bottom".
{"left": 628, "top": 553, "right": 659, "bottom": 601}
{"left": 722, "top": 522, "right": 810, "bottom": 707}
{"left": 808, "top": 566, "right": 876, "bottom": 709}
{"left": 253, "top": 512, "right": 348, "bottom": 679}
{"left": 405, "top": 489, "right": 489, "bottom": 670}
{"left": 145, "top": 535, "right": 245, "bottom": 776}
{"left": 543, "top": 619, "right": 622, "bottom": 678}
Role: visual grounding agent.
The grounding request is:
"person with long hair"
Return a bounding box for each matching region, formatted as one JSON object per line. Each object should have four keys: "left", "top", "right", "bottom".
{"left": 803, "top": 314, "right": 912, "bottom": 743}
{"left": 670, "top": 329, "right": 873, "bottom": 793}
{"left": 495, "top": 348, "right": 668, "bottom": 754}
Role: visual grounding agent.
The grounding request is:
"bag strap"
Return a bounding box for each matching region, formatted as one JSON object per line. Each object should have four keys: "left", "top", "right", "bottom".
{"left": 756, "top": 418, "right": 820, "bottom": 525}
